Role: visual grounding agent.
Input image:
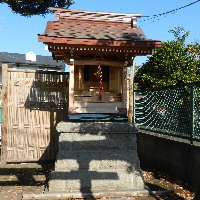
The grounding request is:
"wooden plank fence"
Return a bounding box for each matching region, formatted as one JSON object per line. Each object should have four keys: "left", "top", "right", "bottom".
{"left": 1, "top": 64, "right": 69, "bottom": 164}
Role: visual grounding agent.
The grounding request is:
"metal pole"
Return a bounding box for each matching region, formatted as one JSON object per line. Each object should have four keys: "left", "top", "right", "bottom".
{"left": 189, "top": 84, "right": 194, "bottom": 144}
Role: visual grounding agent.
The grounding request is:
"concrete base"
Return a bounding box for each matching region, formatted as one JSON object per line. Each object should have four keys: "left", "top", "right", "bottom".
{"left": 23, "top": 189, "right": 175, "bottom": 199}
{"left": 48, "top": 122, "right": 145, "bottom": 194}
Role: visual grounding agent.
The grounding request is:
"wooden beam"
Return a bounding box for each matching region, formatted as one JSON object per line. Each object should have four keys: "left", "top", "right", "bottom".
{"left": 49, "top": 47, "right": 152, "bottom": 57}
{"left": 39, "top": 35, "right": 161, "bottom": 49}
{"left": 68, "top": 59, "right": 74, "bottom": 113}
{"left": 49, "top": 7, "right": 142, "bottom": 23}
{"left": 72, "top": 60, "right": 124, "bottom": 67}
{"left": 1, "top": 64, "right": 8, "bottom": 166}
{"left": 48, "top": 45, "right": 146, "bottom": 51}
{"left": 47, "top": 43, "right": 155, "bottom": 51}
{"left": 121, "top": 66, "right": 127, "bottom": 110}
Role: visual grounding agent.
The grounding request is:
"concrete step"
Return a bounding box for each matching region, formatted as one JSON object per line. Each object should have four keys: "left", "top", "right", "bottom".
{"left": 74, "top": 107, "right": 118, "bottom": 113}
{"left": 74, "top": 101, "right": 121, "bottom": 107}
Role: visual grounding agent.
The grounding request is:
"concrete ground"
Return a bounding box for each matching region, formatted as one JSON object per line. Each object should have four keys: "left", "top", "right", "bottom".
{"left": 0, "top": 161, "right": 195, "bottom": 200}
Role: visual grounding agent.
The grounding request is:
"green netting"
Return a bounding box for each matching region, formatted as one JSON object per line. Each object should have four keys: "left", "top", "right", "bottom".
{"left": 134, "top": 82, "right": 200, "bottom": 143}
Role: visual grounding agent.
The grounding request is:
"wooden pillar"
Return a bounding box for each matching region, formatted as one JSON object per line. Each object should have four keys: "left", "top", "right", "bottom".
{"left": 128, "top": 60, "right": 134, "bottom": 122}
{"left": 79, "top": 65, "right": 84, "bottom": 91}
{"left": 121, "top": 67, "right": 127, "bottom": 109}
{"left": 1, "top": 64, "right": 8, "bottom": 166}
{"left": 69, "top": 59, "right": 74, "bottom": 113}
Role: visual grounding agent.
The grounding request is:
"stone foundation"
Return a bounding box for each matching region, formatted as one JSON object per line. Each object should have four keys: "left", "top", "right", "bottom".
{"left": 48, "top": 122, "right": 145, "bottom": 195}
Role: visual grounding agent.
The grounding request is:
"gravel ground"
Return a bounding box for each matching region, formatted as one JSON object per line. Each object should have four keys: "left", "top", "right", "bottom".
{"left": 0, "top": 162, "right": 195, "bottom": 200}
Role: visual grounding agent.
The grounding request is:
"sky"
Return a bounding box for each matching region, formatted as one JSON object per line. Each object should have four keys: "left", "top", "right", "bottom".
{"left": 0, "top": 0, "right": 200, "bottom": 67}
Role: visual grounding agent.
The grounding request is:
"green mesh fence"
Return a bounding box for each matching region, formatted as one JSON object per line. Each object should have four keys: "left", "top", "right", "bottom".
{"left": 134, "top": 82, "right": 200, "bottom": 144}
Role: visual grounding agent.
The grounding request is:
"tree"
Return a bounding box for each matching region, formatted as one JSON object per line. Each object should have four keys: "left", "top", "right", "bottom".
{"left": 135, "top": 27, "right": 200, "bottom": 89}
{"left": 0, "top": 0, "right": 74, "bottom": 16}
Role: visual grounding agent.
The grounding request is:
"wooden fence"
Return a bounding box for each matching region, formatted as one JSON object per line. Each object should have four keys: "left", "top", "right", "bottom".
{"left": 1, "top": 64, "right": 69, "bottom": 164}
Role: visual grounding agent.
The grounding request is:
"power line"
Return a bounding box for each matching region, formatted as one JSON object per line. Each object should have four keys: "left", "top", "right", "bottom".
{"left": 139, "top": 0, "right": 200, "bottom": 26}
{"left": 142, "top": 0, "right": 200, "bottom": 18}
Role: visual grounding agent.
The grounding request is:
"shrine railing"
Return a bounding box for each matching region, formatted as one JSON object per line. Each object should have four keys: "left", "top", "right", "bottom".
{"left": 134, "top": 81, "right": 200, "bottom": 144}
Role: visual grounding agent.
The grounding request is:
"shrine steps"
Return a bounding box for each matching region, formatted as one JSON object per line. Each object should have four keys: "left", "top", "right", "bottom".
{"left": 74, "top": 95, "right": 121, "bottom": 102}
{"left": 74, "top": 91, "right": 122, "bottom": 102}
{"left": 73, "top": 101, "right": 122, "bottom": 113}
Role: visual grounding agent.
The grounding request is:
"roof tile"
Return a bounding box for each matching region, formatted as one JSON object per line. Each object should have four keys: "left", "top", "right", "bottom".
{"left": 42, "top": 20, "right": 150, "bottom": 42}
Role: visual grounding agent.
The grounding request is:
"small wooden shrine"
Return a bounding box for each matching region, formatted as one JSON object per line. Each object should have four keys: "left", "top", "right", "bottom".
{"left": 35, "top": 8, "right": 162, "bottom": 198}
{"left": 38, "top": 7, "right": 161, "bottom": 118}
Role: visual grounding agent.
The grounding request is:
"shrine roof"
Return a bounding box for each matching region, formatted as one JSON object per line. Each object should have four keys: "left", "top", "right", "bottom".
{"left": 38, "top": 8, "right": 161, "bottom": 62}
{"left": 41, "top": 20, "right": 150, "bottom": 41}
{"left": 39, "top": 8, "right": 160, "bottom": 43}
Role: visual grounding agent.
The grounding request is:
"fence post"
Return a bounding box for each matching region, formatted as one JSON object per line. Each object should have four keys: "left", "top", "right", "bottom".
{"left": 189, "top": 85, "right": 194, "bottom": 144}
{"left": 1, "top": 64, "right": 8, "bottom": 166}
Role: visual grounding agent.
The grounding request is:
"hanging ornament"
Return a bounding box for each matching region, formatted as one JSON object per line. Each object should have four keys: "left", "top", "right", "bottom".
{"left": 98, "top": 62, "right": 103, "bottom": 101}
{"left": 94, "top": 70, "right": 102, "bottom": 77}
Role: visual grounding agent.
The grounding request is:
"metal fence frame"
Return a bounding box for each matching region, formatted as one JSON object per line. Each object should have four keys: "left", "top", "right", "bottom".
{"left": 134, "top": 81, "right": 200, "bottom": 144}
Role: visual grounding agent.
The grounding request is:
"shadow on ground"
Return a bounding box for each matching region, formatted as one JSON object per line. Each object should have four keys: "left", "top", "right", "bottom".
{"left": 0, "top": 163, "right": 53, "bottom": 186}
{"left": 0, "top": 161, "right": 195, "bottom": 200}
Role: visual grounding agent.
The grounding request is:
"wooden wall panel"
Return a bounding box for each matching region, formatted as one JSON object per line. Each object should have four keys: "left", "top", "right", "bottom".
{"left": 109, "top": 66, "right": 121, "bottom": 92}
{"left": 2, "top": 69, "right": 68, "bottom": 163}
